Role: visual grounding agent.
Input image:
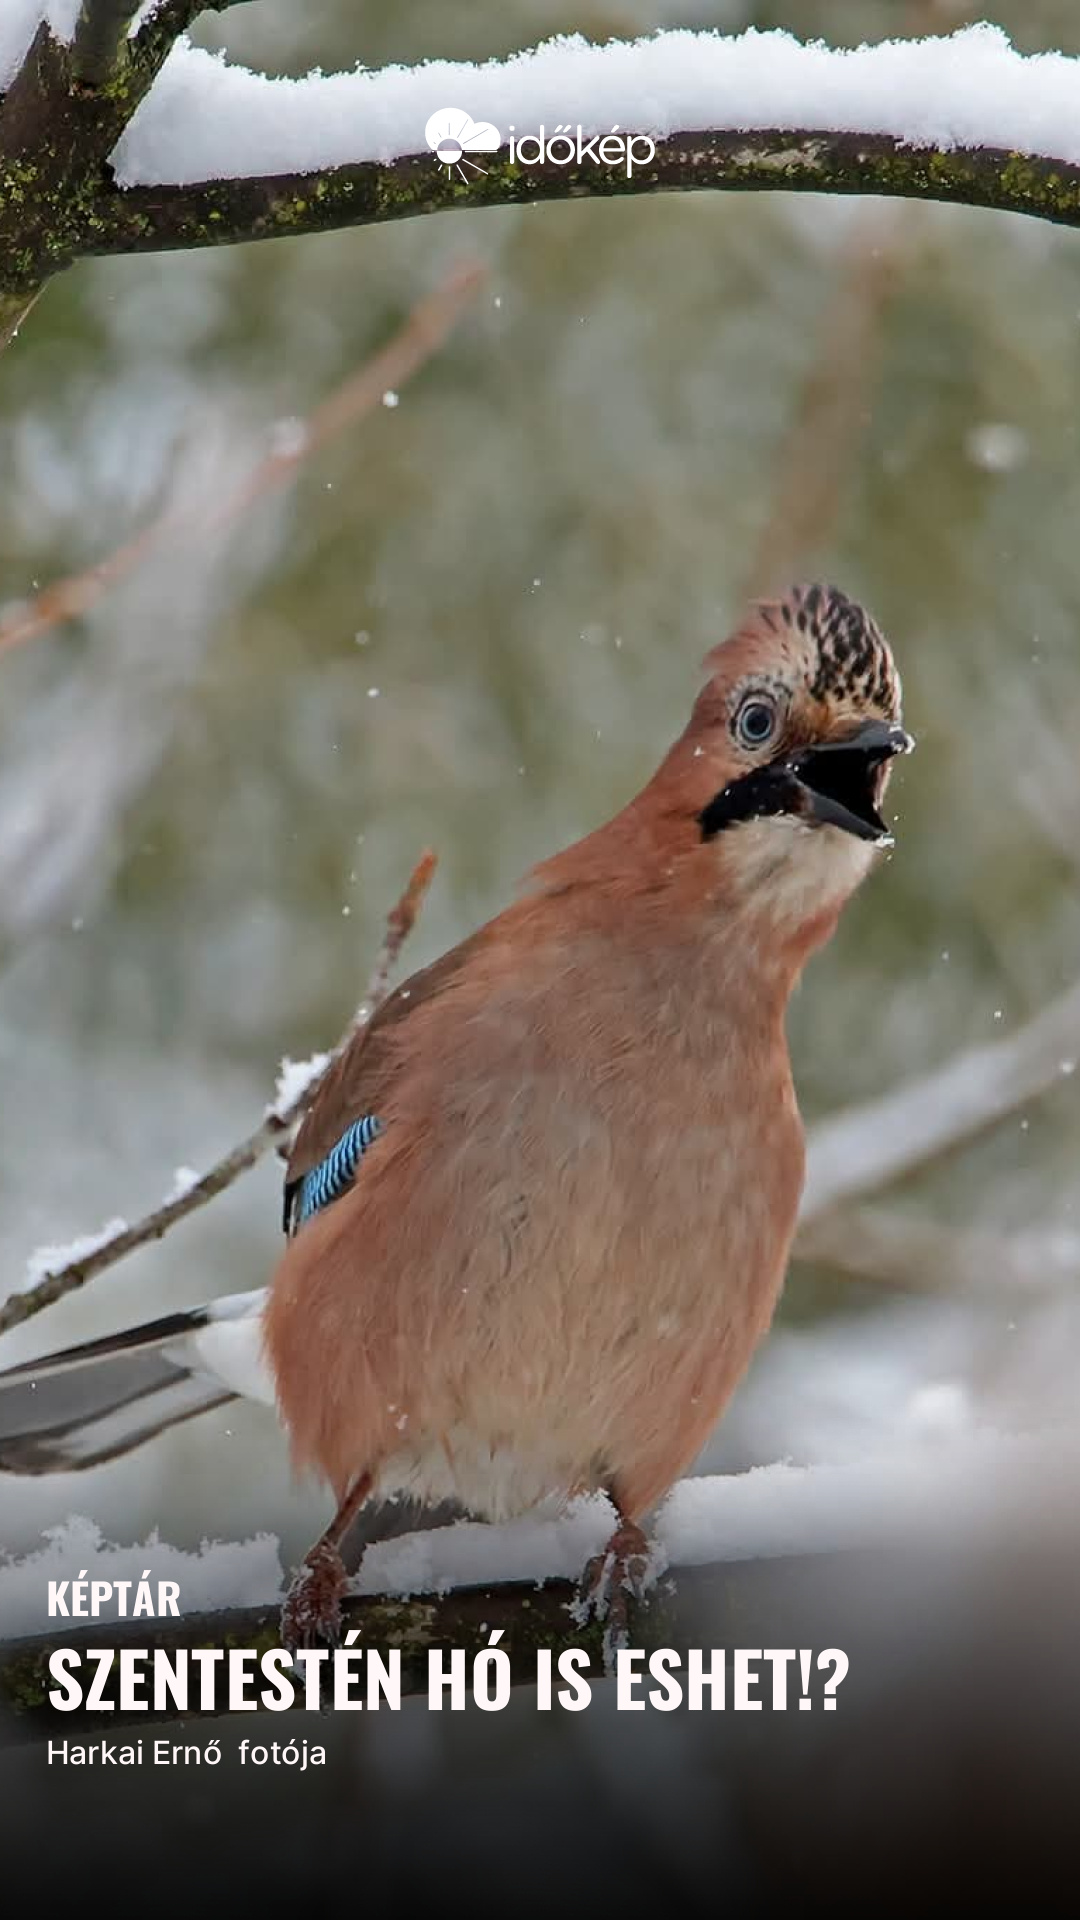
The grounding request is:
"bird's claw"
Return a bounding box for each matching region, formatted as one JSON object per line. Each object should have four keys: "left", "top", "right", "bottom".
{"left": 575, "top": 1519, "right": 660, "bottom": 1672}
{"left": 280, "top": 1538, "right": 348, "bottom": 1654}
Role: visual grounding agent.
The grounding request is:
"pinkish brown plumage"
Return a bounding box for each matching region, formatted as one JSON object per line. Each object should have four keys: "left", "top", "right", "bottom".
{"left": 264, "top": 582, "right": 911, "bottom": 1646}
{"left": 0, "top": 583, "right": 909, "bottom": 1649}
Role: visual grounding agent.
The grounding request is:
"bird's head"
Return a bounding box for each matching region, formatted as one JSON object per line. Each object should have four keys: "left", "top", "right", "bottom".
{"left": 648, "top": 583, "right": 912, "bottom": 948}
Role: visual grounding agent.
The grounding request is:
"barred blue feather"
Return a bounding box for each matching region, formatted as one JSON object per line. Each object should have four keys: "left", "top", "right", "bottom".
{"left": 287, "top": 1115, "right": 383, "bottom": 1233}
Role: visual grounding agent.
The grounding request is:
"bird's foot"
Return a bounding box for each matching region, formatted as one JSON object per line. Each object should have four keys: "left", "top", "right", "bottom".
{"left": 576, "top": 1518, "right": 659, "bottom": 1670}
{"left": 280, "top": 1537, "right": 348, "bottom": 1653}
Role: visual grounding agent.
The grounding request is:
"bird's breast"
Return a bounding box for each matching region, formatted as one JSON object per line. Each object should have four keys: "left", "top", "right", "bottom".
{"left": 367, "top": 1073, "right": 802, "bottom": 1522}
{"left": 267, "top": 958, "right": 805, "bottom": 1515}
{"left": 382, "top": 1037, "right": 802, "bottom": 1502}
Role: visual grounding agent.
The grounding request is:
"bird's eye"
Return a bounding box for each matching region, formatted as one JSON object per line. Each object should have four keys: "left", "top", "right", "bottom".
{"left": 734, "top": 696, "right": 779, "bottom": 750}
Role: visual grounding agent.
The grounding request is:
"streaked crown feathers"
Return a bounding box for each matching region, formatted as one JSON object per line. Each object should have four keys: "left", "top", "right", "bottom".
{"left": 701, "top": 583, "right": 901, "bottom": 722}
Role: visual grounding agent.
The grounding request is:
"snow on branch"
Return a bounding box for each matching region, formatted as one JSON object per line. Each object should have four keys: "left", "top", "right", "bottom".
{"left": 2, "top": 1429, "right": 1075, "bottom": 1738}
{"left": 801, "top": 973, "right": 1080, "bottom": 1223}
{"left": 3, "top": 874, "right": 1076, "bottom": 1340}
{"left": 3, "top": 17, "right": 1080, "bottom": 335}
{"left": 0, "top": 849, "right": 437, "bottom": 1338}
{"left": 109, "top": 25, "right": 1080, "bottom": 187}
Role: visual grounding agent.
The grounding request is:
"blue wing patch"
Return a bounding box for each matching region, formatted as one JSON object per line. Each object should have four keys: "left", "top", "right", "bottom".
{"left": 285, "top": 1115, "right": 383, "bottom": 1234}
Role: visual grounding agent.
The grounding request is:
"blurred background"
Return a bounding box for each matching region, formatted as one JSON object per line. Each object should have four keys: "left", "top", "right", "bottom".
{"left": 3, "top": 0, "right": 1080, "bottom": 1576}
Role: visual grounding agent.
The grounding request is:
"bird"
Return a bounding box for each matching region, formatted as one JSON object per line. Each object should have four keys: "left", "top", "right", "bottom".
{"left": 0, "top": 583, "right": 911, "bottom": 1649}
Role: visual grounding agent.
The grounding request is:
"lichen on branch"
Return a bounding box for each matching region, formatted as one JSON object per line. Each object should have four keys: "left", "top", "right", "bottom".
{"left": 59, "top": 129, "right": 1080, "bottom": 269}
{"left": 4, "top": 11, "right": 1080, "bottom": 326}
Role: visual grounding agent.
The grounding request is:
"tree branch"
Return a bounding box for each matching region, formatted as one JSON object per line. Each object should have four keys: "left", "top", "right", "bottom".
{"left": 0, "top": 0, "right": 202, "bottom": 310}
{"left": 70, "top": 2, "right": 141, "bottom": 90}
{"left": 0, "top": 260, "right": 483, "bottom": 656}
{"left": 801, "top": 975, "right": 1080, "bottom": 1225}
{"left": 5, "top": 873, "right": 1076, "bottom": 1339}
{"left": 128, "top": 3, "right": 248, "bottom": 80}
{"left": 3, "top": 1419, "right": 1072, "bottom": 1742}
{"left": 3, "top": 19, "right": 1080, "bottom": 320}
{"left": 0, "top": 286, "right": 41, "bottom": 351}
{"left": 0, "top": 1556, "right": 836, "bottom": 1743}
{"left": 797, "top": 1204, "right": 1080, "bottom": 1296}
{"left": 79, "top": 130, "right": 1080, "bottom": 273}
{"left": 0, "top": 851, "right": 436, "bottom": 1339}
{"left": 0, "top": 1577, "right": 618, "bottom": 1744}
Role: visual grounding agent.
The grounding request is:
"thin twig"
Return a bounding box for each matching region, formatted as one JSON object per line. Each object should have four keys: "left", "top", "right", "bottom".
{"left": 0, "top": 851, "right": 436, "bottom": 1340}
{"left": 0, "top": 262, "right": 484, "bottom": 656}
{"left": 351, "top": 851, "right": 438, "bottom": 1038}
{"left": 0, "top": 287, "right": 42, "bottom": 352}
{"left": 4, "top": 866, "right": 1075, "bottom": 1335}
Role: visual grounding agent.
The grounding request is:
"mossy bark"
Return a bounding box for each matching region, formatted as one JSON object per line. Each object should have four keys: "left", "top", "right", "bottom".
{"left": 0, "top": 4, "right": 207, "bottom": 304}
{"left": 91, "top": 129, "right": 1080, "bottom": 267}
{"left": 0, "top": 285, "right": 40, "bottom": 349}
{"left": 5, "top": 30, "right": 1080, "bottom": 324}
{"left": 4, "top": 2, "right": 1080, "bottom": 328}
{"left": 0, "top": 1549, "right": 862, "bottom": 1744}
{"left": 0, "top": 1578, "right": 637, "bottom": 1742}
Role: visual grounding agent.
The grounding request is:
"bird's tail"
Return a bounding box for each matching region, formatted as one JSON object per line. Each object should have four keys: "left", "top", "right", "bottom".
{"left": 0, "top": 1290, "right": 271, "bottom": 1474}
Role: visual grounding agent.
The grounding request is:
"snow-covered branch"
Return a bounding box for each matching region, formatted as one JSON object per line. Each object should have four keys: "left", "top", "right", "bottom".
{"left": 801, "top": 974, "right": 1080, "bottom": 1224}
{"left": 0, "top": 850, "right": 436, "bottom": 1338}
{"left": 3, "top": 879, "right": 1075, "bottom": 1340}
{"left": 2, "top": 1429, "right": 1073, "bottom": 1739}
{"left": 797, "top": 1205, "right": 1080, "bottom": 1297}
{"left": 3, "top": 18, "right": 1080, "bottom": 332}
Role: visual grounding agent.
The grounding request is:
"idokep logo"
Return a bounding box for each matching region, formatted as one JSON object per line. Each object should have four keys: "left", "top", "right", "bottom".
{"left": 507, "top": 122, "right": 656, "bottom": 179}
{"left": 424, "top": 108, "right": 657, "bottom": 183}
{"left": 425, "top": 109, "right": 501, "bottom": 181}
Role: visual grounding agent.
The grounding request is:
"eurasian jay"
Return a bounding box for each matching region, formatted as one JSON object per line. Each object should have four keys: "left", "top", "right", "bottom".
{"left": 0, "top": 584, "right": 911, "bottom": 1647}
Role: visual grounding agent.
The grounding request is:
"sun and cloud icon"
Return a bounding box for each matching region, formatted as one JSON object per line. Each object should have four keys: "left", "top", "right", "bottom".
{"left": 424, "top": 108, "right": 502, "bottom": 181}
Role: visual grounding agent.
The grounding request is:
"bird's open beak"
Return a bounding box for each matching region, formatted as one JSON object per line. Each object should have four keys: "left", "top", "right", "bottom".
{"left": 787, "top": 719, "right": 913, "bottom": 843}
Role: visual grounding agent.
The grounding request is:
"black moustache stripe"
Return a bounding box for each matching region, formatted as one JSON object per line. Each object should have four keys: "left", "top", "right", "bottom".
{"left": 698, "top": 765, "right": 806, "bottom": 840}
